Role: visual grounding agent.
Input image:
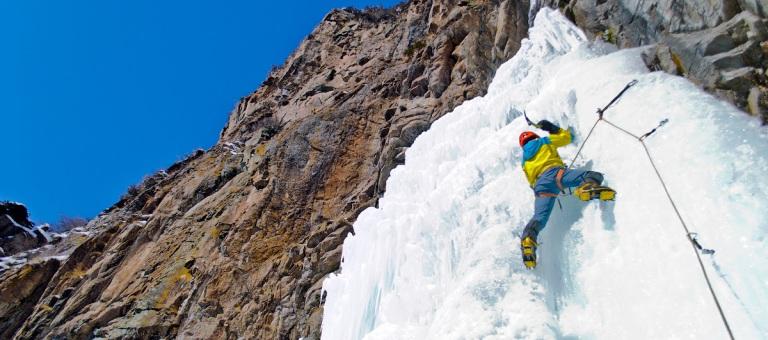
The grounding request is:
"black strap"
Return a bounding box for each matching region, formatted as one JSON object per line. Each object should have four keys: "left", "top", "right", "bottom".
{"left": 689, "top": 233, "right": 716, "bottom": 255}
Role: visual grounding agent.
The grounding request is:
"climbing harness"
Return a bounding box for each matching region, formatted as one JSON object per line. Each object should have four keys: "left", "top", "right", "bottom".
{"left": 567, "top": 79, "right": 734, "bottom": 340}
{"left": 555, "top": 168, "right": 565, "bottom": 192}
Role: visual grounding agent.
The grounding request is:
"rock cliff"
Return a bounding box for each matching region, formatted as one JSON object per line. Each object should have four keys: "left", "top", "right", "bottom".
{"left": 540, "top": 0, "right": 768, "bottom": 121}
{"left": 1, "top": 1, "right": 530, "bottom": 339}
{"left": 2, "top": 1, "right": 766, "bottom": 339}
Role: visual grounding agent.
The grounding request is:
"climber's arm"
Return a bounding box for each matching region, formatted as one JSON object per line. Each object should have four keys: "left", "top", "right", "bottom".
{"left": 538, "top": 120, "right": 571, "bottom": 147}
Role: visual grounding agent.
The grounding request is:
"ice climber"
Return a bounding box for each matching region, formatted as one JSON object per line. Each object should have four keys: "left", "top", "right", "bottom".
{"left": 519, "top": 119, "right": 615, "bottom": 269}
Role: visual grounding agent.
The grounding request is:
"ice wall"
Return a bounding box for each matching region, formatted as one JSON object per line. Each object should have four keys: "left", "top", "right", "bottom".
{"left": 322, "top": 8, "right": 768, "bottom": 340}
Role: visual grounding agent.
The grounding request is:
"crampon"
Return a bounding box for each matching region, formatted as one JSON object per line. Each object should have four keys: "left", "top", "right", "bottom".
{"left": 574, "top": 183, "right": 616, "bottom": 201}
{"left": 521, "top": 236, "right": 538, "bottom": 269}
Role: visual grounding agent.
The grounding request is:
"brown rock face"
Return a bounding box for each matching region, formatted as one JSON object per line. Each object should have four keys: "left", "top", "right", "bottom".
{"left": 0, "top": 259, "right": 60, "bottom": 339}
{"left": 2, "top": 1, "right": 530, "bottom": 339}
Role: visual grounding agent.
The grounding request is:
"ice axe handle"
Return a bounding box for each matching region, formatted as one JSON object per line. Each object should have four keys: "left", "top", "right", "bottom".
{"left": 523, "top": 111, "right": 538, "bottom": 127}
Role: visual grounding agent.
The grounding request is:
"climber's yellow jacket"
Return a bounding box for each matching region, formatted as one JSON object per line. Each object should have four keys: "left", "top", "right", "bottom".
{"left": 521, "top": 128, "right": 572, "bottom": 186}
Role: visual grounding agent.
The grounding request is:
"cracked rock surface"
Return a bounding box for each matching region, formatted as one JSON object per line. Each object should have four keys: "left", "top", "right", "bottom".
{"left": 542, "top": 0, "right": 768, "bottom": 122}
{"left": 1, "top": 1, "right": 530, "bottom": 339}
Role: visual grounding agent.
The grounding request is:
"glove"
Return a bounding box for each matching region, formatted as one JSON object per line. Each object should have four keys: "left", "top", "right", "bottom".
{"left": 537, "top": 120, "right": 560, "bottom": 134}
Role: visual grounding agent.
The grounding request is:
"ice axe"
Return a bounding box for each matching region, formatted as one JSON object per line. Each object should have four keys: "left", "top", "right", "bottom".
{"left": 523, "top": 110, "right": 539, "bottom": 127}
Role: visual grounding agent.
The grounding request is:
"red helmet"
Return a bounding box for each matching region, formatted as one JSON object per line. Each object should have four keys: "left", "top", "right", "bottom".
{"left": 519, "top": 131, "right": 539, "bottom": 147}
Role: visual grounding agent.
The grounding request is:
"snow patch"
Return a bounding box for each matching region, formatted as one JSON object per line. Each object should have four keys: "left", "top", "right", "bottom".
{"left": 223, "top": 141, "right": 243, "bottom": 155}
{"left": 35, "top": 223, "right": 53, "bottom": 242}
{"left": 4, "top": 214, "right": 36, "bottom": 238}
{"left": 0, "top": 255, "right": 28, "bottom": 272}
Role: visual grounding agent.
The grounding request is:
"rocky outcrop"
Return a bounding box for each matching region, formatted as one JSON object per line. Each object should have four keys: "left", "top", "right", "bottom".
{"left": 2, "top": 1, "right": 532, "bottom": 339}
{"left": 658, "top": 11, "right": 768, "bottom": 117}
{"left": 541, "top": 0, "right": 768, "bottom": 122}
{"left": 1, "top": 202, "right": 49, "bottom": 257}
{"left": 1, "top": 202, "right": 78, "bottom": 276}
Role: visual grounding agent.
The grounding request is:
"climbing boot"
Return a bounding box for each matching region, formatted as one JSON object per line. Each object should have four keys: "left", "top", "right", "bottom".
{"left": 521, "top": 236, "right": 538, "bottom": 269}
{"left": 574, "top": 182, "right": 616, "bottom": 201}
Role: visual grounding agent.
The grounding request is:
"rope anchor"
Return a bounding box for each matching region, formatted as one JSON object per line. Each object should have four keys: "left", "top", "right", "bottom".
{"left": 597, "top": 79, "right": 638, "bottom": 118}
{"left": 563, "top": 80, "right": 734, "bottom": 340}
{"left": 688, "top": 232, "right": 716, "bottom": 255}
{"left": 640, "top": 118, "right": 669, "bottom": 141}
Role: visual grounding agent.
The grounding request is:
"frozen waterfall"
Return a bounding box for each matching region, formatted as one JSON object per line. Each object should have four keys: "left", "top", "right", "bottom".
{"left": 321, "top": 8, "right": 768, "bottom": 340}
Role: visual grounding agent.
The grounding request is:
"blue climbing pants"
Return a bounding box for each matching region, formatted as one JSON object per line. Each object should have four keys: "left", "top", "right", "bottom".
{"left": 522, "top": 167, "right": 603, "bottom": 240}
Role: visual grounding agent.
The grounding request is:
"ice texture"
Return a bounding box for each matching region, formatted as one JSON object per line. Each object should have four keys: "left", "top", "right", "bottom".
{"left": 322, "top": 8, "right": 768, "bottom": 340}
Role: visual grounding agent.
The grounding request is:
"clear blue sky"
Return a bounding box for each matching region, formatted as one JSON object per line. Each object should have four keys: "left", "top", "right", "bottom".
{"left": 0, "top": 0, "right": 401, "bottom": 224}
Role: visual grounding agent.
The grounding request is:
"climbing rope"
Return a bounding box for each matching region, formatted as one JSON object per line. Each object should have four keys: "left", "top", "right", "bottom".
{"left": 566, "top": 118, "right": 600, "bottom": 170}
{"left": 566, "top": 80, "right": 735, "bottom": 340}
{"left": 567, "top": 79, "right": 638, "bottom": 168}
{"left": 604, "top": 118, "right": 733, "bottom": 339}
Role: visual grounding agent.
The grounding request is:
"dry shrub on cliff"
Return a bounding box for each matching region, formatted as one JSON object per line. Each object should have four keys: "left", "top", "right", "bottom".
{"left": 126, "top": 183, "right": 141, "bottom": 197}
